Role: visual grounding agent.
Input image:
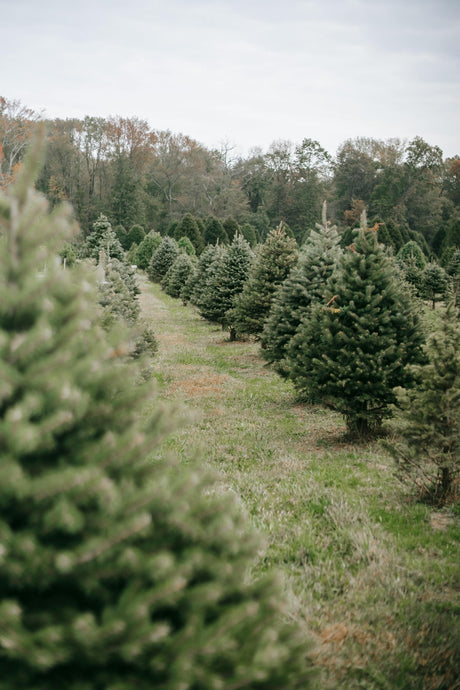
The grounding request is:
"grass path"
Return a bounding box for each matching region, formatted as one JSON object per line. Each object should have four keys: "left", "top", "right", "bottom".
{"left": 139, "top": 275, "right": 460, "bottom": 690}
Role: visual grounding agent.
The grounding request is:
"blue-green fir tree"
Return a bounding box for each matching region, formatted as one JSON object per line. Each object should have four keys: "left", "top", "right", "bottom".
{"left": 287, "top": 214, "right": 425, "bottom": 438}
{"left": 0, "top": 134, "right": 315, "bottom": 690}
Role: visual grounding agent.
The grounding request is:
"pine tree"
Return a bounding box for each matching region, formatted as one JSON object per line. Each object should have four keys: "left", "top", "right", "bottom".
{"left": 147, "top": 236, "right": 179, "bottom": 283}
{"left": 134, "top": 232, "right": 162, "bottom": 270}
{"left": 176, "top": 235, "right": 196, "bottom": 256}
{"left": 198, "top": 235, "right": 254, "bottom": 339}
{"left": 204, "top": 216, "right": 229, "bottom": 245}
{"left": 174, "top": 213, "right": 203, "bottom": 254}
{"left": 240, "top": 222, "right": 258, "bottom": 247}
{"left": 288, "top": 214, "right": 425, "bottom": 438}
{"left": 389, "top": 303, "right": 459, "bottom": 503}
{"left": 85, "top": 214, "right": 125, "bottom": 262}
{"left": 98, "top": 258, "right": 140, "bottom": 328}
{"left": 230, "top": 223, "right": 298, "bottom": 338}
{"left": 223, "top": 217, "right": 240, "bottom": 243}
{"left": 0, "top": 134, "right": 315, "bottom": 690}
{"left": 421, "top": 261, "right": 449, "bottom": 309}
{"left": 113, "top": 223, "right": 128, "bottom": 249}
{"left": 184, "top": 244, "right": 223, "bottom": 306}
{"left": 261, "top": 202, "right": 342, "bottom": 377}
{"left": 446, "top": 248, "right": 460, "bottom": 306}
{"left": 193, "top": 246, "right": 227, "bottom": 315}
{"left": 126, "top": 224, "right": 145, "bottom": 249}
{"left": 397, "top": 240, "right": 427, "bottom": 270}
{"left": 162, "top": 253, "right": 195, "bottom": 299}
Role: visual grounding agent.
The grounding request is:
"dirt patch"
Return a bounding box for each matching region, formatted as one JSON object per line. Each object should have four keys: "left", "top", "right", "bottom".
{"left": 430, "top": 512, "right": 455, "bottom": 531}
{"left": 169, "top": 373, "right": 231, "bottom": 398}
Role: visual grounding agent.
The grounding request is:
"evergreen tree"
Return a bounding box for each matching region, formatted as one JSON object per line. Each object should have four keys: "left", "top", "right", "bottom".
{"left": 397, "top": 240, "right": 427, "bottom": 294}
{"left": 397, "top": 240, "right": 427, "bottom": 270}
{"left": 0, "top": 135, "right": 315, "bottom": 690}
{"left": 421, "top": 262, "right": 449, "bottom": 309}
{"left": 261, "top": 202, "right": 342, "bottom": 377}
{"left": 110, "top": 156, "right": 140, "bottom": 230}
{"left": 176, "top": 235, "right": 196, "bottom": 256}
{"left": 223, "top": 217, "right": 240, "bottom": 243}
{"left": 198, "top": 235, "right": 254, "bottom": 339}
{"left": 134, "top": 232, "right": 162, "bottom": 270}
{"left": 85, "top": 214, "right": 125, "bottom": 262}
{"left": 113, "top": 223, "right": 128, "bottom": 249}
{"left": 98, "top": 258, "right": 140, "bottom": 328}
{"left": 204, "top": 216, "right": 229, "bottom": 245}
{"left": 147, "top": 236, "right": 179, "bottom": 283}
{"left": 287, "top": 214, "right": 425, "bottom": 438}
{"left": 385, "top": 219, "right": 405, "bottom": 252}
{"left": 126, "top": 224, "right": 145, "bottom": 249}
{"left": 185, "top": 244, "right": 223, "bottom": 306}
{"left": 193, "top": 247, "right": 227, "bottom": 314}
{"left": 446, "top": 249, "right": 460, "bottom": 306}
{"left": 230, "top": 223, "right": 298, "bottom": 338}
{"left": 389, "top": 304, "right": 459, "bottom": 503}
{"left": 162, "top": 253, "right": 195, "bottom": 299}
{"left": 240, "top": 222, "right": 258, "bottom": 247}
{"left": 174, "top": 213, "right": 203, "bottom": 254}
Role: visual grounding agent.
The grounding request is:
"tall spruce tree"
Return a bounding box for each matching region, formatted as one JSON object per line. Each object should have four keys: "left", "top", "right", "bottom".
{"left": 230, "top": 223, "right": 298, "bottom": 338}
{"left": 389, "top": 303, "right": 459, "bottom": 503}
{"left": 261, "top": 202, "right": 342, "bottom": 377}
{"left": 287, "top": 213, "right": 425, "bottom": 438}
{"left": 0, "top": 135, "right": 315, "bottom": 689}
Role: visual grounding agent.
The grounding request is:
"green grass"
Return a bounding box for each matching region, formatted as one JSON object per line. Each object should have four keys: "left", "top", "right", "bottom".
{"left": 139, "top": 276, "right": 460, "bottom": 690}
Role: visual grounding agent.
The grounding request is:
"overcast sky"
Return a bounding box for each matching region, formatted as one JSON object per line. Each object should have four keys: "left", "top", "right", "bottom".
{"left": 1, "top": 0, "right": 459, "bottom": 158}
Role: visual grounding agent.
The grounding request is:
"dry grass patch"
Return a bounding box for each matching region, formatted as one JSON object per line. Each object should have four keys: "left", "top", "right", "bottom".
{"left": 169, "top": 372, "right": 233, "bottom": 398}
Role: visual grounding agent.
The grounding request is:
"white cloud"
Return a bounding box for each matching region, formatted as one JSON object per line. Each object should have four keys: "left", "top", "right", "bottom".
{"left": 0, "top": 0, "right": 458, "bottom": 157}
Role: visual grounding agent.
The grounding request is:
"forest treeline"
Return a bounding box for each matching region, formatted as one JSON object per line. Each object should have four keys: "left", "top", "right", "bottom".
{"left": 1, "top": 96, "right": 459, "bottom": 262}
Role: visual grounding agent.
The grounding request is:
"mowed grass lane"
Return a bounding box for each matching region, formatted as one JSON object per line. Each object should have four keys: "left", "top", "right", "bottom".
{"left": 139, "top": 274, "right": 460, "bottom": 690}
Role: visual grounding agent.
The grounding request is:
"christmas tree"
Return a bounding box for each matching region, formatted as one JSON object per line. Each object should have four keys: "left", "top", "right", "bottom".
{"left": 134, "top": 232, "right": 162, "bottom": 270}
{"left": 184, "top": 244, "right": 223, "bottom": 306}
{"left": 389, "top": 303, "right": 459, "bottom": 503}
{"left": 287, "top": 213, "right": 425, "bottom": 438}
{"left": 162, "top": 253, "right": 195, "bottom": 299}
{"left": 204, "top": 216, "right": 229, "bottom": 245}
{"left": 0, "top": 134, "right": 314, "bottom": 689}
{"left": 174, "top": 213, "right": 203, "bottom": 254}
{"left": 85, "top": 214, "right": 125, "bottom": 262}
{"left": 147, "top": 236, "right": 179, "bottom": 283}
{"left": 230, "top": 223, "right": 298, "bottom": 338}
{"left": 198, "top": 235, "right": 254, "bottom": 340}
{"left": 261, "top": 202, "right": 342, "bottom": 377}
{"left": 421, "top": 262, "right": 449, "bottom": 309}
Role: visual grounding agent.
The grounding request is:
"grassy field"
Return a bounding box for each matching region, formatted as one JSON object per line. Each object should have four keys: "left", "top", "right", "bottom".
{"left": 138, "top": 275, "right": 459, "bottom": 690}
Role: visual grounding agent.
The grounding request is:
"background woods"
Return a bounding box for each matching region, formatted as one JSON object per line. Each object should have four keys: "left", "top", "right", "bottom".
{"left": 1, "top": 96, "right": 458, "bottom": 266}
